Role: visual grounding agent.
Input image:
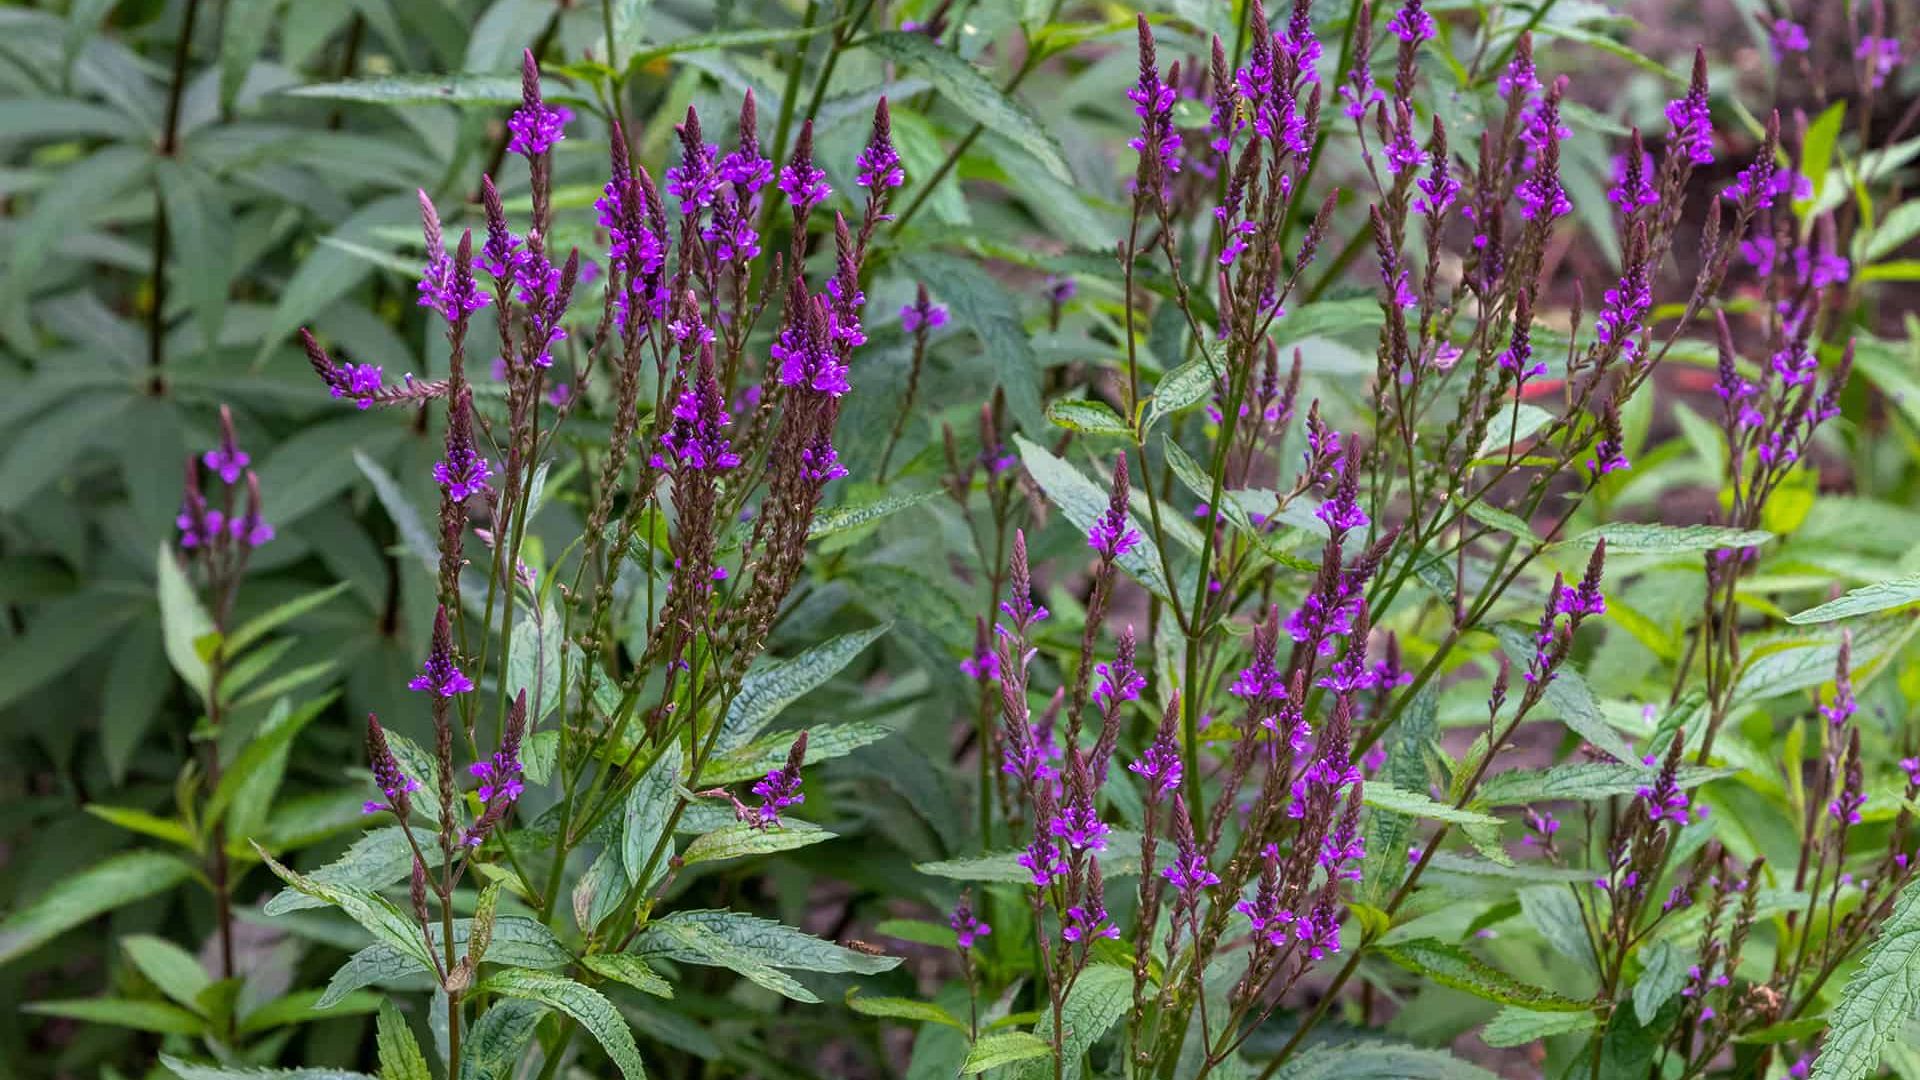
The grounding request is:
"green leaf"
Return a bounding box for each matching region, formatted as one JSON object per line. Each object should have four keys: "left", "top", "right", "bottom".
{"left": 1475, "top": 404, "right": 1557, "bottom": 460}
{"left": 1265, "top": 1041, "right": 1500, "bottom": 1079}
{"left": 1865, "top": 201, "right": 1920, "bottom": 262}
{"left": 1046, "top": 398, "right": 1134, "bottom": 438}
{"left": 680, "top": 821, "right": 836, "bottom": 866}
{"left": 623, "top": 741, "right": 682, "bottom": 889}
{"left": 1797, "top": 101, "right": 1846, "bottom": 214}
{"left": 355, "top": 450, "right": 437, "bottom": 570}
{"left": 375, "top": 1000, "right": 432, "bottom": 1080}
{"left": 1016, "top": 964, "right": 1132, "bottom": 1080}
{"left": 239, "top": 988, "right": 382, "bottom": 1034}
{"left": 226, "top": 582, "right": 352, "bottom": 657}
{"left": 1788, "top": 574, "right": 1920, "bottom": 624}
{"left": 157, "top": 543, "right": 217, "bottom": 702}
{"left": 810, "top": 492, "right": 937, "bottom": 538}
{"left": 1479, "top": 764, "right": 1736, "bottom": 806}
{"left": 1518, "top": 886, "right": 1597, "bottom": 978}
{"left": 628, "top": 22, "right": 838, "bottom": 66}
{"left": 1360, "top": 684, "right": 1437, "bottom": 907}
{"left": 1361, "top": 782, "right": 1502, "bottom": 827}
{"left": 863, "top": 33, "right": 1071, "bottom": 183}
{"left": 719, "top": 626, "right": 889, "bottom": 749}
{"left": 102, "top": 624, "right": 171, "bottom": 783}
{"left": 0, "top": 851, "right": 192, "bottom": 967}
{"left": 28, "top": 997, "right": 207, "bottom": 1035}
{"left": 960, "top": 1031, "right": 1053, "bottom": 1074}
{"left": 1809, "top": 876, "right": 1920, "bottom": 1080}
{"left": 220, "top": 0, "right": 281, "bottom": 108}
{"left": 86, "top": 805, "right": 195, "bottom": 849}
{"left": 507, "top": 603, "right": 564, "bottom": 722}
{"left": 1144, "top": 346, "right": 1225, "bottom": 430}
{"left": 255, "top": 844, "right": 437, "bottom": 975}
{"left": 703, "top": 721, "right": 894, "bottom": 785}
{"left": 1632, "top": 939, "right": 1688, "bottom": 1026}
{"left": 474, "top": 970, "right": 648, "bottom": 1080}
{"left": 1016, "top": 435, "right": 1171, "bottom": 601}
{"left": 639, "top": 921, "right": 818, "bottom": 1002}
{"left": 845, "top": 991, "right": 966, "bottom": 1030}
{"left": 160, "top": 1053, "right": 376, "bottom": 1080}
{"left": 1461, "top": 498, "right": 1537, "bottom": 542}
{"left": 283, "top": 74, "right": 525, "bottom": 105}
{"left": 123, "top": 934, "right": 211, "bottom": 1012}
{"left": 209, "top": 693, "right": 335, "bottom": 835}
{"left": 647, "top": 910, "right": 901, "bottom": 975}
{"left": 462, "top": 1000, "right": 546, "bottom": 1080}
{"left": 264, "top": 826, "right": 440, "bottom": 916}
{"left": 580, "top": 954, "right": 674, "bottom": 998}
{"left": 1482, "top": 1006, "right": 1598, "bottom": 1047}
{"left": 319, "top": 916, "right": 570, "bottom": 1008}
{"left": 1375, "top": 938, "right": 1589, "bottom": 1011}
{"left": 1562, "top": 523, "right": 1773, "bottom": 554}
{"left": 899, "top": 251, "right": 1044, "bottom": 432}
{"left": 875, "top": 917, "right": 958, "bottom": 950}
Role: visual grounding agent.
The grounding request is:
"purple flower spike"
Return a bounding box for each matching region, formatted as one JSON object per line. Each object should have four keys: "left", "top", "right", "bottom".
{"left": 779, "top": 120, "right": 831, "bottom": 213}
{"left": 1386, "top": 0, "right": 1436, "bottom": 44}
{"left": 749, "top": 731, "right": 809, "bottom": 829}
{"left": 205, "top": 405, "right": 250, "bottom": 484}
{"left": 1663, "top": 51, "right": 1714, "bottom": 167}
{"left": 507, "top": 51, "right": 570, "bottom": 158}
{"left": 1089, "top": 453, "right": 1142, "bottom": 560}
{"left": 1129, "top": 702, "right": 1184, "bottom": 798}
{"left": 900, "top": 284, "right": 949, "bottom": 333}
{"left": 364, "top": 715, "right": 418, "bottom": 817}
{"left": 856, "top": 98, "right": 905, "bottom": 190}
{"left": 950, "top": 894, "right": 991, "bottom": 951}
{"left": 434, "top": 389, "right": 493, "bottom": 501}
{"left": 408, "top": 605, "right": 474, "bottom": 698}
{"left": 654, "top": 346, "right": 741, "bottom": 473}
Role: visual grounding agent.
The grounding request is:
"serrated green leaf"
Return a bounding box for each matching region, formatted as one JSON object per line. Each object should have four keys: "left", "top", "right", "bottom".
{"left": 720, "top": 626, "right": 889, "bottom": 750}
{"left": 0, "top": 851, "right": 192, "bottom": 967}
{"left": 320, "top": 917, "right": 570, "bottom": 1007}
{"left": 1479, "top": 764, "right": 1736, "bottom": 806}
{"left": 462, "top": 999, "right": 546, "bottom": 1080}
{"left": 1562, "top": 523, "right": 1773, "bottom": 553}
{"left": 1481, "top": 1005, "right": 1598, "bottom": 1047}
{"left": 1143, "top": 346, "right": 1225, "bottom": 430}
{"left": 1375, "top": 938, "right": 1588, "bottom": 1011}
{"left": 1493, "top": 624, "right": 1639, "bottom": 764}
{"left": 159, "top": 1057, "right": 374, "bottom": 1080}
{"left": 264, "top": 826, "right": 440, "bottom": 915}
{"left": 1632, "top": 939, "right": 1688, "bottom": 1026}
{"left": 628, "top": 22, "right": 837, "bottom": 66}
{"left": 239, "top": 988, "right": 382, "bottom": 1034}
{"left": 123, "top": 934, "right": 211, "bottom": 1012}
{"left": 703, "top": 721, "right": 893, "bottom": 785}
{"left": 507, "top": 603, "right": 564, "bottom": 723}
{"left": 581, "top": 954, "right": 674, "bottom": 998}
{"left": 255, "top": 844, "right": 437, "bottom": 975}
{"left": 648, "top": 910, "right": 900, "bottom": 975}
{"left": 1518, "top": 886, "right": 1597, "bottom": 977}
{"left": 375, "top": 1000, "right": 431, "bottom": 1080}
{"left": 679, "top": 821, "right": 836, "bottom": 866}
{"left": 845, "top": 991, "right": 965, "bottom": 1029}
{"left": 1265, "top": 1041, "right": 1500, "bottom": 1079}
{"left": 864, "top": 33, "right": 1070, "bottom": 183}
{"left": 622, "top": 741, "right": 681, "bottom": 889}
{"left": 810, "top": 492, "right": 937, "bottom": 538}
{"left": 1810, "top": 876, "right": 1920, "bottom": 1080}
{"left": 1045, "top": 398, "right": 1133, "bottom": 438}
{"left": 1788, "top": 574, "right": 1920, "bottom": 624}
{"left": 1361, "top": 782, "right": 1502, "bottom": 827}
{"left": 960, "top": 1031, "right": 1053, "bottom": 1074}
{"left": 1016, "top": 964, "right": 1131, "bottom": 1080}
{"left": 474, "top": 970, "right": 647, "bottom": 1080}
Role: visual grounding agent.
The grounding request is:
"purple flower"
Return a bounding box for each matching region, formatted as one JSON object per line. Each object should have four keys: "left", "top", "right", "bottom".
{"left": 1163, "top": 842, "right": 1219, "bottom": 894}
{"left": 950, "top": 895, "right": 991, "bottom": 951}
{"left": 1415, "top": 153, "right": 1459, "bottom": 218}
{"left": 1556, "top": 577, "right": 1607, "bottom": 618}
{"left": 204, "top": 441, "right": 249, "bottom": 485}
{"left": 1771, "top": 19, "right": 1809, "bottom": 57}
{"left": 778, "top": 120, "right": 831, "bottom": 212}
{"left": 1386, "top": 0, "right": 1436, "bottom": 44}
{"left": 1018, "top": 835, "right": 1067, "bottom": 886}
{"left": 1129, "top": 719, "right": 1183, "bottom": 797}
{"left": 772, "top": 297, "right": 850, "bottom": 397}
{"left": 408, "top": 606, "right": 475, "bottom": 698}
{"left": 1517, "top": 167, "right": 1571, "bottom": 221}
{"left": 900, "top": 295, "right": 949, "bottom": 334}
{"left": 1595, "top": 259, "right": 1653, "bottom": 362}
{"left": 507, "top": 52, "right": 569, "bottom": 158}
{"left": 1089, "top": 453, "right": 1141, "bottom": 561}
{"left": 1499, "top": 312, "right": 1545, "bottom": 383}
{"left": 855, "top": 99, "right": 904, "bottom": 190}
{"left": 1048, "top": 799, "right": 1111, "bottom": 852}
{"left": 1608, "top": 150, "right": 1659, "bottom": 211}
{"left": 1589, "top": 436, "right": 1629, "bottom": 477}
{"left": 1127, "top": 18, "right": 1182, "bottom": 194}
{"left": 1858, "top": 36, "right": 1901, "bottom": 90}
{"left": 667, "top": 113, "right": 721, "bottom": 215}
{"left": 960, "top": 646, "right": 999, "bottom": 682}
{"left": 653, "top": 349, "right": 741, "bottom": 473}
{"left": 750, "top": 732, "right": 809, "bottom": 828}
{"left": 1061, "top": 895, "right": 1119, "bottom": 942}
{"left": 1338, "top": 62, "right": 1382, "bottom": 120}
{"left": 434, "top": 447, "right": 492, "bottom": 502}
{"left": 363, "top": 716, "right": 417, "bottom": 816}
{"left": 471, "top": 750, "right": 525, "bottom": 804}
{"left": 798, "top": 429, "right": 849, "bottom": 484}
{"left": 1663, "top": 58, "right": 1714, "bottom": 166}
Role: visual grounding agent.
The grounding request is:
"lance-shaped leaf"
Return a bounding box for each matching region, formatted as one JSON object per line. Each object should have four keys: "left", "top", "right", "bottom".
{"left": 376, "top": 1001, "right": 432, "bottom": 1080}
{"left": 623, "top": 741, "right": 681, "bottom": 888}
{"left": 473, "top": 970, "right": 648, "bottom": 1080}
{"left": 1015, "top": 964, "right": 1132, "bottom": 1080}
{"left": 1810, "top": 876, "right": 1920, "bottom": 1080}
{"left": 319, "top": 915, "right": 571, "bottom": 1008}
{"left": 1361, "top": 783, "right": 1503, "bottom": 827}
{"left": 680, "top": 822, "right": 836, "bottom": 867}
{"left": 863, "top": 32, "right": 1071, "bottom": 182}
{"left": 703, "top": 721, "right": 893, "bottom": 785}
{"left": 462, "top": 999, "right": 546, "bottom": 1080}
{"left": 961, "top": 1032, "right": 1053, "bottom": 1074}
{"left": 1015, "top": 435, "right": 1171, "bottom": 601}
{"left": 158, "top": 1057, "right": 375, "bottom": 1080}
{"left": 580, "top": 954, "right": 674, "bottom": 999}
{"left": 1375, "top": 938, "right": 1590, "bottom": 1011}
{"left": 1788, "top": 573, "right": 1920, "bottom": 625}
{"left": 648, "top": 910, "right": 901, "bottom": 975}
{"left": 0, "top": 851, "right": 192, "bottom": 967}
{"left": 255, "top": 844, "right": 436, "bottom": 975}
{"left": 845, "top": 991, "right": 966, "bottom": 1030}
{"left": 1264, "top": 1041, "right": 1500, "bottom": 1079}
{"left": 265, "top": 826, "right": 441, "bottom": 915}
{"left": 719, "top": 626, "right": 889, "bottom": 750}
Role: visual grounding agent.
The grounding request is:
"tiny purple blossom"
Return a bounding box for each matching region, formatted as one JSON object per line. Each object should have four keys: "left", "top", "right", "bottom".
{"left": 1386, "top": 1, "right": 1436, "bottom": 44}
